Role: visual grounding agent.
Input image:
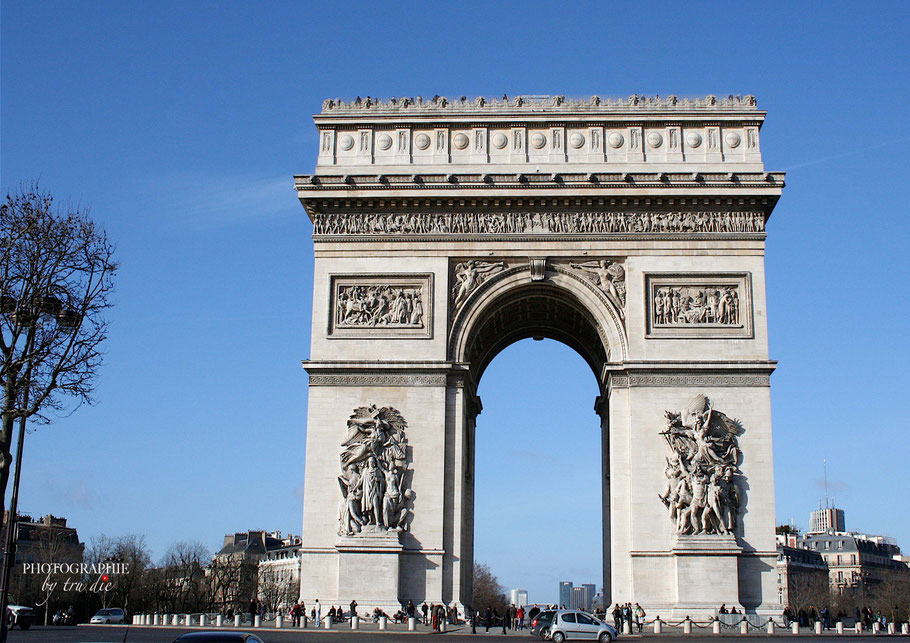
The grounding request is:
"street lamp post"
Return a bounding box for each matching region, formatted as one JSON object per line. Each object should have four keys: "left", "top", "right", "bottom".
{"left": 0, "top": 294, "right": 72, "bottom": 642}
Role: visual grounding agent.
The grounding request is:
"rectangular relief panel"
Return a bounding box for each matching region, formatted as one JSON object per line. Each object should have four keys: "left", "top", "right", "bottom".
{"left": 645, "top": 272, "right": 753, "bottom": 339}
{"left": 329, "top": 273, "right": 433, "bottom": 339}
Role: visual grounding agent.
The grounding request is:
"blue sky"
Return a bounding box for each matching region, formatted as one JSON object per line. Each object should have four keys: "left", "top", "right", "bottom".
{"left": 2, "top": 0, "right": 908, "bottom": 605}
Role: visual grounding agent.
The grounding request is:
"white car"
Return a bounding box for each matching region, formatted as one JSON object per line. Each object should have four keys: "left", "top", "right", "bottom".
{"left": 7, "top": 600, "right": 34, "bottom": 630}
{"left": 548, "top": 609, "right": 618, "bottom": 643}
{"left": 90, "top": 607, "right": 126, "bottom": 624}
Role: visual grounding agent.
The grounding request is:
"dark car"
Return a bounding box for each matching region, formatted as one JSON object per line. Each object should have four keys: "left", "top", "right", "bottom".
{"left": 173, "top": 633, "right": 264, "bottom": 643}
{"left": 530, "top": 609, "right": 556, "bottom": 638}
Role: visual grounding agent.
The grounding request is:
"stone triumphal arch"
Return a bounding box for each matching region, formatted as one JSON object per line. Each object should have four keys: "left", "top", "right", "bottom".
{"left": 295, "top": 95, "right": 784, "bottom": 617}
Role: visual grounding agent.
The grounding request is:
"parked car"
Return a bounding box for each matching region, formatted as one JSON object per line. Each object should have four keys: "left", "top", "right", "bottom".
{"left": 530, "top": 609, "right": 556, "bottom": 638}
{"left": 548, "top": 609, "right": 618, "bottom": 643}
{"left": 90, "top": 607, "right": 126, "bottom": 624}
{"left": 6, "top": 598, "right": 33, "bottom": 630}
{"left": 173, "top": 633, "right": 264, "bottom": 643}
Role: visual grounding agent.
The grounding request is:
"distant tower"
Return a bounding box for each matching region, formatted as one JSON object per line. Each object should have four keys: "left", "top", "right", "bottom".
{"left": 809, "top": 507, "right": 845, "bottom": 533}
{"left": 559, "top": 581, "right": 573, "bottom": 608}
{"left": 808, "top": 459, "right": 845, "bottom": 533}
{"left": 582, "top": 584, "right": 596, "bottom": 611}
{"left": 509, "top": 588, "right": 528, "bottom": 606}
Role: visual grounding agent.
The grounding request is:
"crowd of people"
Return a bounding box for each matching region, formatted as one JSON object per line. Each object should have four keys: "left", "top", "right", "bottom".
{"left": 609, "top": 602, "right": 647, "bottom": 633}
{"left": 233, "top": 595, "right": 904, "bottom": 633}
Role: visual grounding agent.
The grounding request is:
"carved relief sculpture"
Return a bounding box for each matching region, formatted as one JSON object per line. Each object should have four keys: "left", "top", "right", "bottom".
{"left": 653, "top": 285, "right": 739, "bottom": 326}
{"left": 659, "top": 395, "right": 743, "bottom": 536}
{"left": 452, "top": 260, "right": 505, "bottom": 309}
{"left": 336, "top": 284, "right": 424, "bottom": 328}
{"left": 568, "top": 260, "right": 626, "bottom": 315}
{"left": 338, "top": 405, "right": 412, "bottom": 536}
{"left": 311, "top": 211, "right": 766, "bottom": 236}
{"left": 329, "top": 274, "right": 433, "bottom": 338}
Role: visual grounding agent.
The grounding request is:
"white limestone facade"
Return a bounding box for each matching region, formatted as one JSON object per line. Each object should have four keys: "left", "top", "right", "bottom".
{"left": 295, "top": 94, "right": 784, "bottom": 618}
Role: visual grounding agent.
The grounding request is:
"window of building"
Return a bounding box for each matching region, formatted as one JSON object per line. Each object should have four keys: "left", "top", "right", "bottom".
{"left": 837, "top": 555, "right": 842, "bottom": 565}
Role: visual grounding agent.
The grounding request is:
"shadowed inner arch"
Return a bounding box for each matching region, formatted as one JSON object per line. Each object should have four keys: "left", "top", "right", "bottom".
{"left": 462, "top": 284, "right": 609, "bottom": 384}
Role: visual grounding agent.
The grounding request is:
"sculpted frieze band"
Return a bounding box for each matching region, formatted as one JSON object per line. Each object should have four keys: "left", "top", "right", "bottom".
{"left": 311, "top": 211, "right": 765, "bottom": 236}
{"left": 659, "top": 395, "right": 743, "bottom": 536}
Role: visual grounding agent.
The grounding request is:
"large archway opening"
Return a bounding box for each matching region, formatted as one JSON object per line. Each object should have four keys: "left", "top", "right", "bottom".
{"left": 449, "top": 275, "right": 620, "bottom": 612}
{"left": 474, "top": 337, "right": 603, "bottom": 608}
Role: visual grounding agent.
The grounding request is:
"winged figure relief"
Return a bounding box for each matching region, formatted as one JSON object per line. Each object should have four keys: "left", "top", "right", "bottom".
{"left": 659, "top": 394, "right": 744, "bottom": 536}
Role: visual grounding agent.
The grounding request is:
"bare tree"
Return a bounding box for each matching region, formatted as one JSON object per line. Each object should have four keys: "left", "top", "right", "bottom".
{"left": 0, "top": 183, "right": 117, "bottom": 511}
{"left": 472, "top": 562, "right": 507, "bottom": 613}
{"left": 257, "top": 567, "right": 296, "bottom": 616}
{"left": 84, "top": 534, "right": 151, "bottom": 615}
{"left": 786, "top": 571, "right": 830, "bottom": 614}
{"left": 160, "top": 541, "right": 210, "bottom": 613}
{"left": 207, "top": 556, "right": 257, "bottom": 616}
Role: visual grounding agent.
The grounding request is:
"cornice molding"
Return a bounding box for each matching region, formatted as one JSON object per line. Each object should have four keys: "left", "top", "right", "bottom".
{"left": 296, "top": 172, "right": 785, "bottom": 192}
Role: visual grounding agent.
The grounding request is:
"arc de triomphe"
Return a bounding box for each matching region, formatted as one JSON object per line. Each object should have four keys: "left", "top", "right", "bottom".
{"left": 295, "top": 95, "right": 784, "bottom": 617}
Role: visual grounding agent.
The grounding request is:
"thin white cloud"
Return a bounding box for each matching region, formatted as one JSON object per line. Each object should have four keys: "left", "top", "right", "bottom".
{"left": 43, "top": 477, "right": 102, "bottom": 510}
{"left": 150, "top": 172, "right": 299, "bottom": 231}
{"left": 782, "top": 137, "right": 909, "bottom": 171}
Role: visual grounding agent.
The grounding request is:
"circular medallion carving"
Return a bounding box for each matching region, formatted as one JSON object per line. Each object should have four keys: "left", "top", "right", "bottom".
{"left": 453, "top": 133, "right": 469, "bottom": 150}
{"left": 725, "top": 131, "right": 742, "bottom": 148}
{"left": 569, "top": 132, "right": 586, "bottom": 149}
{"left": 530, "top": 132, "right": 547, "bottom": 149}
{"left": 647, "top": 132, "right": 663, "bottom": 148}
{"left": 414, "top": 133, "right": 431, "bottom": 150}
{"left": 376, "top": 134, "right": 392, "bottom": 150}
{"left": 339, "top": 134, "right": 355, "bottom": 151}
{"left": 491, "top": 133, "right": 508, "bottom": 149}
{"left": 685, "top": 131, "right": 702, "bottom": 148}
{"left": 607, "top": 132, "right": 624, "bottom": 148}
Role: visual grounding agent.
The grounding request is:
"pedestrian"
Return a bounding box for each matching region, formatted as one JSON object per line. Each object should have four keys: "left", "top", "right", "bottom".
{"left": 517, "top": 605, "right": 525, "bottom": 630}
{"left": 350, "top": 600, "right": 358, "bottom": 621}
{"left": 315, "top": 598, "right": 321, "bottom": 626}
{"left": 248, "top": 597, "right": 257, "bottom": 624}
{"left": 612, "top": 603, "right": 622, "bottom": 631}
{"left": 484, "top": 606, "right": 492, "bottom": 633}
{"left": 635, "top": 603, "right": 646, "bottom": 633}
{"left": 470, "top": 606, "right": 477, "bottom": 634}
{"left": 500, "top": 607, "right": 508, "bottom": 635}
{"left": 422, "top": 602, "right": 429, "bottom": 625}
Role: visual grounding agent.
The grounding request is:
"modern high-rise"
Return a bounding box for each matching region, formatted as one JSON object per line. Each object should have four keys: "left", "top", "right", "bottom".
{"left": 558, "top": 581, "right": 573, "bottom": 608}
{"left": 582, "top": 584, "right": 596, "bottom": 609}
{"left": 509, "top": 588, "right": 528, "bottom": 607}
{"left": 808, "top": 507, "right": 845, "bottom": 534}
